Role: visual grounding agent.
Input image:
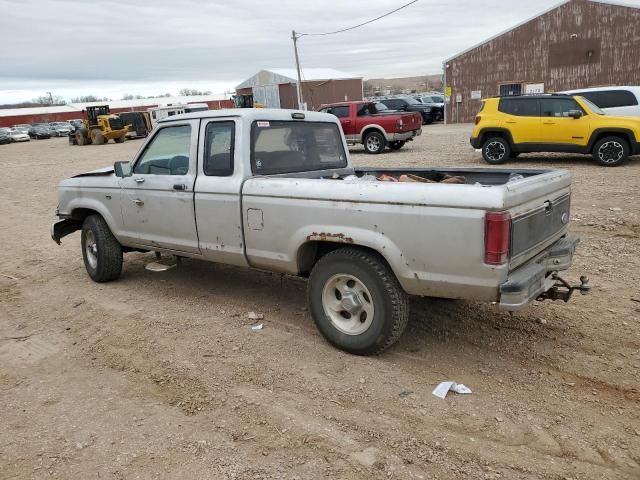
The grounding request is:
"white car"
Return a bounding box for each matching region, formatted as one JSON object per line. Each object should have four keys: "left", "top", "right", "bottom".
{"left": 8, "top": 128, "right": 30, "bottom": 142}
{"left": 561, "top": 86, "right": 640, "bottom": 117}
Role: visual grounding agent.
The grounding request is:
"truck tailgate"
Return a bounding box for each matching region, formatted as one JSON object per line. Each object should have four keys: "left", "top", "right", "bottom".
{"left": 501, "top": 170, "right": 572, "bottom": 269}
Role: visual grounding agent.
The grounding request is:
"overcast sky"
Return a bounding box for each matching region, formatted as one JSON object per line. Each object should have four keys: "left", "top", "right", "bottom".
{"left": 1, "top": 0, "right": 638, "bottom": 103}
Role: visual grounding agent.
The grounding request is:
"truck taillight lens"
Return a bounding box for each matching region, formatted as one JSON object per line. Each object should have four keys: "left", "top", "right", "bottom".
{"left": 397, "top": 119, "right": 404, "bottom": 129}
{"left": 485, "top": 211, "right": 511, "bottom": 265}
{"left": 475, "top": 115, "right": 482, "bottom": 125}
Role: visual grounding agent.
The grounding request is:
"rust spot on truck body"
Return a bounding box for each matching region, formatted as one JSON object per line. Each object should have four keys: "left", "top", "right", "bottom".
{"left": 306, "top": 232, "right": 354, "bottom": 243}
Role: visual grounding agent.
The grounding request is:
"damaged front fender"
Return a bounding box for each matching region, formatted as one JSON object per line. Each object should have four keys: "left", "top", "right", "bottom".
{"left": 51, "top": 219, "right": 82, "bottom": 245}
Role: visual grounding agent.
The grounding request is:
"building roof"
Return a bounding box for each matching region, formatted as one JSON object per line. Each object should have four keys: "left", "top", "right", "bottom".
{"left": 0, "top": 93, "right": 231, "bottom": 118}
{"left": 444, "top": 0, "right": 639, "bottom": 63}
{"left": 236, "top": 68, "right": 360, "bottom": 89}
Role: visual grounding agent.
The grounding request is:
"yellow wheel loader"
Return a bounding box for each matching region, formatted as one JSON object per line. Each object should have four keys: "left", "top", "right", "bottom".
{"left": 73, "top": 105, "right": 129, "bottom": 145}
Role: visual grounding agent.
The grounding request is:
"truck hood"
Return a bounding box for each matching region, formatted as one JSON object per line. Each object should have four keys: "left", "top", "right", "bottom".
{"left": 72, "top": 166, "right": 115, "bottom": 178}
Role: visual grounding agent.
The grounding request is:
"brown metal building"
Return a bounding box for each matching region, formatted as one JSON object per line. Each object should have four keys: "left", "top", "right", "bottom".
{"left": 444, "top": 0, "right": 640, "bottom": 123}
{"left": 235, "top": 69, "right": 363, "bottom": 111}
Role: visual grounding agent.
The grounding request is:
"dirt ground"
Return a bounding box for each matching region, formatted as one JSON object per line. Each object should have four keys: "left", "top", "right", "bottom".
{"left": 1, "top": 125, "right": 639, "bottom": 480}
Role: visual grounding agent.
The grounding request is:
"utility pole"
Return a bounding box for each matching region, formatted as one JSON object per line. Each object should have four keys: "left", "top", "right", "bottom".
{"left": 291, "top": 30, "right": 304, "bottom": 110}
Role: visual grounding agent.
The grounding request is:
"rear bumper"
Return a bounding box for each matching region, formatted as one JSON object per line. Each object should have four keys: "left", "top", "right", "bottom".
{"left": 499, "top": 234, "right": 582, "bottom": 311}
{"left": 390, "top": 129, "right": 422, "bottom": 141}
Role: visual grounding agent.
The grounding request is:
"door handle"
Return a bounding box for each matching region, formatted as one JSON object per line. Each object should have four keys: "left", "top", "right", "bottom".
{"left": 133, "top": 198, "right": 144, "bottom": 206}
{"left": 134, "top": 177, "right": 145, "bottom": 183}
{"left": 173, "top": 184, "right": 186, "bottom": 191}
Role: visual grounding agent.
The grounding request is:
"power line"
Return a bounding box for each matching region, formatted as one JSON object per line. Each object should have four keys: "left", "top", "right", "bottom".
{"left": 295, "top": 0, "right": 419, "bottom": 38}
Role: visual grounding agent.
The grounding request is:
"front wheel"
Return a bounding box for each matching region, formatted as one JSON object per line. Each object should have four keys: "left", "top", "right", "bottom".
{"left": 81, "top": 215, "right": 123, "bottom": 282}
{"left": 388, "top": 141, "right": 406, "bottom": 151}
{"left": 482, "top": 137, "right": 510, "bottom": 164}
{"left": 363, "top": 131, "right": 386, "bottom": 154}
{"left": 592, "top": 136, "right": 629, "bottom": 167}
{"left": 307, "top": 248, "right": 410, "bottom": 355}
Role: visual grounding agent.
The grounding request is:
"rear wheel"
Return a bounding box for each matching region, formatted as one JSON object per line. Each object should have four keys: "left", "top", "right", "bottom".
{"left": 592, "top": 136, "right": 629, "bottom": 167}
{"left": 388, "top": 141, "right": 406, "bottom": 151}
{"left": 307, "top": 248, "right": 409, "bottom": 355}
{"left": 90, "top": 129, "right": 104, "bottom": 145}
{"left": 363, "top": 131, "right": 386, "bottom": 154}
{"left": 81, "top": 215, "right": 123, "bottom": 282}
{"left": 114, "top": 135, "right": 126, "bottom": 144}
{"left": 482, "top": 136, "right": 510, "bottom": 164}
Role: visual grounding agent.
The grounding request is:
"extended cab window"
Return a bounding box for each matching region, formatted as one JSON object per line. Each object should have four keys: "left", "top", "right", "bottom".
{"left": 133, "top": 125, "right": 191, "bottom": 175}
{"left": 251, "top": 121, "right": 347, "bottom": 175}
{"left": 541, "top": 98, "right": 582, "bottom": 117}
{"left": 328, "top": 106, "right": 349, "bottom": 118}
{"left": 498, "top": 98, "right": 539, "bottom": 116}
{"left": 204, "top": 121, "right": 234, "bottom": 176}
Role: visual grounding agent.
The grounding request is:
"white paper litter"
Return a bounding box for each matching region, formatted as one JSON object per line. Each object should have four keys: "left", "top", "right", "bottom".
{"left": 432, "top": 381, "right": 472, "bottom": 399}
{"left": 145, "top": 262, "right": 176, "bottom": 272}
{"left": 251, "top": 323, "right": 264, "bottom": 331}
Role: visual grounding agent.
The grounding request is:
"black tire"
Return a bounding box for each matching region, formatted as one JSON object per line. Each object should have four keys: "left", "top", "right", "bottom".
{"left": 388, "top": 141, "right": 406, "bottom": 151}
{"left": 90, "top": 129, "right": 104, "bottom": 145}
{"left": 114, "top": 135, "right": 125, "bottom": 144}
{"left": 307, "top": 247, "right": 410, "bottom": 355}
{"left": 592, "top": 136, "right": 629, "bottom": 167}
{"left": 81, "top": 215, "right": 123, "bottom": 282}
{"left": 363, "top": 131, "right": 386, "bottom": 154}
{"left": 76, "top": 129, "right": 88, "bottom": 146}
{"left": 482, "top": 136, "right": 511, "bottom": 164}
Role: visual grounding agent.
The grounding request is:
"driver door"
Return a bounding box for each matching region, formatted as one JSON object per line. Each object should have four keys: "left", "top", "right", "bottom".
{"left": 119, "top": 120, "right": 200, "bottom": 253}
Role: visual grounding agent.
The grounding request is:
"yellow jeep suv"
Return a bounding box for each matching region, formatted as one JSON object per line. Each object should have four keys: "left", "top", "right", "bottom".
{"left": 471, "top": 94, "right": 640, "bottom": 167}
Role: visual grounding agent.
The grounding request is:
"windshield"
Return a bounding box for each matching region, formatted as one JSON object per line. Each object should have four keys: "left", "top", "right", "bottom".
{"left": 251, "top": 121, "right": 347, "bottom": 175}
{"left": 580, "top": 97, "right": 606, "bottom": 115}
{"left": 374, "top": 102, "right": 389, "bottom": 112}
{"left": 403, "top": 97, "right": 421, "bottom": 105}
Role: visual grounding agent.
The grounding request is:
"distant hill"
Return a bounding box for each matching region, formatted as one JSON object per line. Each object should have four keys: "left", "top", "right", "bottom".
{"left": 364, "top": 74, "right": 443, "bottom": 95}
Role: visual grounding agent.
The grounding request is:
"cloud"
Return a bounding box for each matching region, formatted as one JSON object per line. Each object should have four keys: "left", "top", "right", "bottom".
{"left": 1, "top": 0, "right": 637, "bottom": 102}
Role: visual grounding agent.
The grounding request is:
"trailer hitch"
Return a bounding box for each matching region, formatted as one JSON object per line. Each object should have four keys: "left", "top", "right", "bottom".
{"left": 537, "top": 274, "right": 590, "bottom": 303}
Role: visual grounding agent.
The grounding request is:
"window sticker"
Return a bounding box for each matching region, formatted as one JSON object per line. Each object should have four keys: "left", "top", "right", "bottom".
{"left": 257, "top": 121, "right": 270, "bottom": 128}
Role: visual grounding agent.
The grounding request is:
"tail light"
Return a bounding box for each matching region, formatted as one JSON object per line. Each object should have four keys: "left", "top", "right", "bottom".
{"left": 485, "top": 211, "right": 511, "bottom": 265}
{"left": 475, "top": 115, "right": 482, "bottom": 125}
{"left": 397, "top": 118, "right": 404, "bottom": 129}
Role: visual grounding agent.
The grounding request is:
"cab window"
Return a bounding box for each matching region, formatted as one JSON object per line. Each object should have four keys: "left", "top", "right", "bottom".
{"left": 133, "top": 125, "right": 191, "bottom": 175}
{"left": 541, "top": 98, "right": 582, "bottom": 117}
{"left": 203, "top": 121, "right": 234, "bottom": 176}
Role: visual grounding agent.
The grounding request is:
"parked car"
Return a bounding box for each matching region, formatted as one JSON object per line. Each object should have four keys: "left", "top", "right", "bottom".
{"left": 49, "top": 122, "right": 72, "bottom": 137}
{"left": 560, "top": 86, "right": 640, "bottom": 117}
{"left": 0, "top": 128, "right": 11, "bottom": 145}
{"left": 29, "top": 125, "right": 51, "bottom": 139}
{"left": 8, "top": 128, "right": 30, "bottom": 142}
{"left": 471, "top": 94, "right": 640, "bottom": 166}
{"left": 415, "top": 95, "right": 444, "bottom": 121}
{"left": 13, "top": 123, "right": 31, "bottom": 130}
{"left": 379, "top": 96, "right": 434, "bottom": 124}
{"left": 319, "top": 101, "right": 422, "bottom": 154}
{"left": 52, "top": 109, "right": 588, "bottom": 355}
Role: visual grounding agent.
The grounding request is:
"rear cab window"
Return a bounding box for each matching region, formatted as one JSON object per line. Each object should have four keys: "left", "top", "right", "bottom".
{"left": 251, "top": 121, "right": 347, "bottom": 175}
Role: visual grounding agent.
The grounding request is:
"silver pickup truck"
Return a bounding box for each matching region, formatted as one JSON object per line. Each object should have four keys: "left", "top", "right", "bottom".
{"left": 52, "top": 109, "right": 589, "bottom": 355}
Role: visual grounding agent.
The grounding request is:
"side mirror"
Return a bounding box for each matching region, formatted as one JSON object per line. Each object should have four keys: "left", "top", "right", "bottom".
{"left": 569, "top": 110, "right": 583, "bottom": 119}
{"left": 114, "top": 161, "right": 132, "bottom": 178}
